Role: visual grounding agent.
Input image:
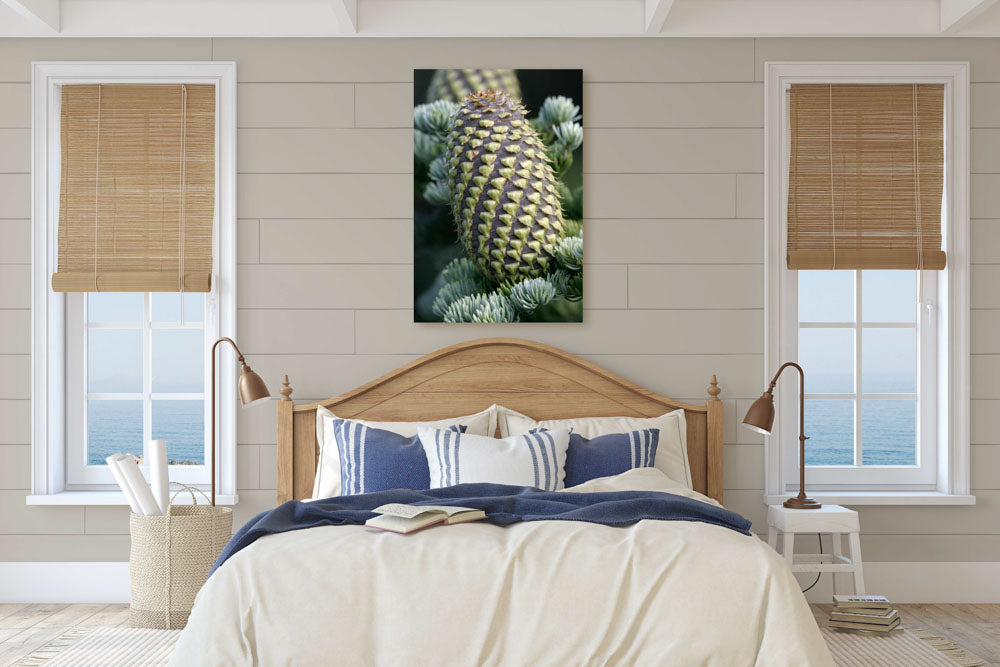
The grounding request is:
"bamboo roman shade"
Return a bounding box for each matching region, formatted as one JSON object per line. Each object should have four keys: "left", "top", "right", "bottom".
{"left": 52, "top": 84, "right": 216, "bottom": 292}
{"left": 787, "top": 83, "right": 946, "bottom": 270}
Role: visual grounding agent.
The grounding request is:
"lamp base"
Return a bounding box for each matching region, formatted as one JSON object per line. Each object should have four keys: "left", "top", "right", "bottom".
{"left": 783, "top": 496, "right": 822, "bottom": 510}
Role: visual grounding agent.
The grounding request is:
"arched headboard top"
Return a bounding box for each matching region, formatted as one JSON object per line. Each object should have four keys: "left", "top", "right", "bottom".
{"left": 277, "top": 338, "right": 724, "bottom": 503}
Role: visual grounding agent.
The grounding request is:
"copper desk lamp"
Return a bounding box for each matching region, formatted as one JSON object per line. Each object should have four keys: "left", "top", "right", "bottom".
{"left": 743, "top": 362, "right": 821, "bottom": 510}
{"left": 210, "top": 337, "right": 271, "bottom": 506}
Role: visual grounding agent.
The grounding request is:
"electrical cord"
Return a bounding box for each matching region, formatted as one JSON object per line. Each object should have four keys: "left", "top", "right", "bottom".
{"left": 801, "top": 533, "right": 822, "bottom": 593}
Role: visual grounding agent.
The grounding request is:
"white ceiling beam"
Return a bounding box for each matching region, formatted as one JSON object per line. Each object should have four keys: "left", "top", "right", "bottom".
{"left": 1, "top": 0, "right": 59, "bottom": 32}
{"left": 645, "top": 0, "right": 675, "bottom": 34}
{"left": 2, "top": 0, "right": 1000, "bottom": 38}
{"left": 330, "top": 0, "right": 357, "bottom": 33}
{"left": 939, "top": 0, "right": 1000, "bottom": 32}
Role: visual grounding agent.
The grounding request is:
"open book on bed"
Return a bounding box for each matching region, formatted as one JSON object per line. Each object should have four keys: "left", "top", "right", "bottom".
{"left": 365, "top": 503, "right": 486, "bottom": 534}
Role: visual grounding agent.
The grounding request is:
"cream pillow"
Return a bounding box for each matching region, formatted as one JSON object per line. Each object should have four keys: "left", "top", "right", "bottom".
{"left": 312, "top": 404, "right": 498, "bottom": 499}
{"left": 498, "top": 406, "right": 692, "bottom": 489}
{"left": 564, "top": 468, "right": 722, "bottom": 508}
{"left": 418, "top": 427, "right": 571, "bottom": 491}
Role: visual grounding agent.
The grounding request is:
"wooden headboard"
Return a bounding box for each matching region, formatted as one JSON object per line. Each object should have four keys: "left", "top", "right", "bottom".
{"left": 276, "top": 338, "right": 724, "bottom": 504}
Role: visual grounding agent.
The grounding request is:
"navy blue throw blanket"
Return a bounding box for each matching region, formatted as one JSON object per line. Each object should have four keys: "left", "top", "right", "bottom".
{"left": 211, "top": 483, "right": 751, "bottom": 576}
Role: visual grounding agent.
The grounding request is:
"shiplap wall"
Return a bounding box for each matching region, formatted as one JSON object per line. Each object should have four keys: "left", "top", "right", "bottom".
{"left": 0, "top": 37, "right": 999, "bottom": 563}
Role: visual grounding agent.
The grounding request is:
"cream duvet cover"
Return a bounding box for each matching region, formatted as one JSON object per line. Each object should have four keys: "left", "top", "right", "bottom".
{"left": 171, "top": 469, "right": 833, "bottom": 666}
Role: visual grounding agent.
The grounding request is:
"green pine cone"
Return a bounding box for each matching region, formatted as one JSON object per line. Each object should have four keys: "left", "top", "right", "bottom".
{"left": 445, "top": 89, "right": 568, "bottom": 283}
{"left": 428, "top": 69, "right": 521, "bottom": 104}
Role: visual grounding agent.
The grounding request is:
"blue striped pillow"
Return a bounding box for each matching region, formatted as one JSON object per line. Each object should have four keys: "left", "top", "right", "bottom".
{"left": 562, "top": 428, "right": 660, "bottom": 487}
{"left": 333, "top": 419, "right": 465, "bottom": 496}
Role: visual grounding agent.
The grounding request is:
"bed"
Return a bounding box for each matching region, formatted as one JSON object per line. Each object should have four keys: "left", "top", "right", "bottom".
{"left": 171, "top": 338, "right": 833, "bottom": 666}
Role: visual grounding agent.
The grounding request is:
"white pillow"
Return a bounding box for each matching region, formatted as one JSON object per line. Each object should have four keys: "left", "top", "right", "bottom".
{"left": 564, "top": 468, "right": 722, "bottom": 508}
{"left": 418, "top": 427, "right": 571, "bottom": 491}
{"left": 312, "top": 404, "right": 498, "bottom": 499}
{"left": 498, "top": 406, "right": 692, "bottom": 489}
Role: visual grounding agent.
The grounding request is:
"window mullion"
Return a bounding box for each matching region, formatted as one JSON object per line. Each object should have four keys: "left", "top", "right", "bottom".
{"left": 854, "top": 270, "right": 863, "bottom": 467}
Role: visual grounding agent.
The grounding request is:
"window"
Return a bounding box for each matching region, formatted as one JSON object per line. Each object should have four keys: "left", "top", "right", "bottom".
{"left": 29, "top": 62, "right": 237, "bottom": 504}
{"left": 795, "top": 269, "right": 935, "bottom": 486}
{"left": 764, "top": 62, "right": 971, "bottom": 504}
{"left": 65, "top": 292, "right": 210, "bottom": 488}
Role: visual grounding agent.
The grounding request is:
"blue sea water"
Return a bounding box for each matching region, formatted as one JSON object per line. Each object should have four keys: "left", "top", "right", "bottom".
{"left": 88, "top": 400, "right": 205, "bottom": 465}
{"left": 804, "top": 399, "right": 916, "bottom": 466}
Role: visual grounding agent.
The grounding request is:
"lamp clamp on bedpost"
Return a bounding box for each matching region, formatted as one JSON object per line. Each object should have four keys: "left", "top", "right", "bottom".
{"left": 210, "top": 337, "right": 271, "bottom": 506}
{"left": 742, "top": 361, "right": 821, "bottom": 510}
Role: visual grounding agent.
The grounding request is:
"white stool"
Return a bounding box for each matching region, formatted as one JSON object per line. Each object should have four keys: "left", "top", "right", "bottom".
{"left": 767, "top": 504, "right": 865, "bottom": 595}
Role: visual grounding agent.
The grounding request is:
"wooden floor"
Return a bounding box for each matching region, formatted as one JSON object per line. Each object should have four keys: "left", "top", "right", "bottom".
{"left": 0, "top": 603, "right": 997, "bottom": 665}
{"left": 0, "top": 603, "right": 129, "bottom": 666}
{"left": 812, "top": 603, "right": 1000, "bottom": 666}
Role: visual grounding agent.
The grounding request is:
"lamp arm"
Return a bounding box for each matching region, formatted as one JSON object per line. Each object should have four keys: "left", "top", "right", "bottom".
{"left": 209, "top": 336, "right": 243, "bottom": 507}
{"left": 768, "top": 361, "right": 807, "bottom": 442}
{"left": 212, "top": 336, "right": 245, "bottom": 364}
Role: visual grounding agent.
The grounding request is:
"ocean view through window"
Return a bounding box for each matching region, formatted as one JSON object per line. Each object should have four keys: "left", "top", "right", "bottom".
{"left": 798, "top": 270, "right": 920, "bottom": 467}
{"left": 86, "top": 292, "right": 207, "bottom": 466}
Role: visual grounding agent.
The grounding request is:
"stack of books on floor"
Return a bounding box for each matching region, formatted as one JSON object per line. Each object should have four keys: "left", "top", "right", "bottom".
{"left": 829, "top": 595, "right": 901, "bottom": 634}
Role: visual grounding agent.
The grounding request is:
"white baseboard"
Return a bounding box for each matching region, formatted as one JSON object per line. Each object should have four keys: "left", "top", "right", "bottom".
{"left": 800, "top": 561, "right": 1000, "bottom": 603}
{"left": 0, "top": 562, "right": 130, "bottom": 603}
{"left": 2, "top": 561, "right": 998, "bottom": 604}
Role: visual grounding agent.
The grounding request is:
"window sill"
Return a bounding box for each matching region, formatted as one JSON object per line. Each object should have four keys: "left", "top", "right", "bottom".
{"left": 765, "top": 492, "right": 976, "bottom": 506}
{"left": 25, "top": 492, "right": 239, "bottom": 506}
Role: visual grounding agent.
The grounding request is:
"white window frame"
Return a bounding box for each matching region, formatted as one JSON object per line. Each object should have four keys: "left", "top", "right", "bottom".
{"left": 28, "top": 62, "right": 238, "bottom": 506}
{"left": 763, "top": 61, "right": 973, "bottom": 506}
{"left": 65, "top": 292, "right": 211, "bottom": 488}
{"left": 792, "top": 270, "right": 935, "bottom": 487}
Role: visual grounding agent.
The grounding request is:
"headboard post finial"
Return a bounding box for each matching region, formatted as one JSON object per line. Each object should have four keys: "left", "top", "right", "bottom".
{"left": 707, "top": 374, "right": 721, "bottom": 402}
{"left": 280, "top": 375, "right": 293, "bottom": 402}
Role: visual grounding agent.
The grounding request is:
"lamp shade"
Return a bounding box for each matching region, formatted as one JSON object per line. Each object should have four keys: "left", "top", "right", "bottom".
{"left": 238, "top": 363, "right": 271, "bottom": 407}
{"left": 742, "top": 391, "right": 775, "bottom": 435}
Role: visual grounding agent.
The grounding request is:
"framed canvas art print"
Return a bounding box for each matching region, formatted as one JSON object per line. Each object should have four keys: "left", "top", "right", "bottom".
{"left": 413, "top": 69, "right": 583, "bottom": 323}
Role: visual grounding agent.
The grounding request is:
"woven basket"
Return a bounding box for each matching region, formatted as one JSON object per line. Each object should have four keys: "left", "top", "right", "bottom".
{"left": 128, "top": 486, "right": 233, "bottom": 629}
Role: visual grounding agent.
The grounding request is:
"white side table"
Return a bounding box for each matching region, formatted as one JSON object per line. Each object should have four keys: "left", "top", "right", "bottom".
{"left": 767, "top": 504, "right": 865, "bottom": 595}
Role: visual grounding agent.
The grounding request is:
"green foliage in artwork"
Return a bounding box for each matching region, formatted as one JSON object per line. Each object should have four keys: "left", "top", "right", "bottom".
{"left": 508, "top": 277, "right": 557, "bottom": 312}
{"left": 422, "top": 179, "right": 451, "bottom": 206}
{"left": 550, "top": 268, "right": 583, "bottom": 302}
{"left": 414, "top": 129, "right": 445, "bottom": 165}
{"left": 560, "top": 217, "right": 583, "bottom": 238}
{"left": 443, "top": 291, "right": 518, "bottom": 323}
{"left": 555, "top": 235, "right": 583, "bottom": 272}
{"left": 414, "top": 100, "right": 459, "bottom": 142}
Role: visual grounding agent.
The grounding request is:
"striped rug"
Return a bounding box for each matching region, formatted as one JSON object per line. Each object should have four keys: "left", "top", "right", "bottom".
{"left": 12, "top": 627, "right": 181, "bottom": 667}
{"left": 12, "top": 624, "right": 987, "bottom": 666}
{"left": 822, "top": 626, "right": 986, "bottom": 667}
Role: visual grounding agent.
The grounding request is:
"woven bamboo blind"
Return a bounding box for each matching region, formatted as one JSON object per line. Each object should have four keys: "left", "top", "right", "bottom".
{"left": 52, "top": 84, "right": 216, "bottom": 292}
{"left": 787, "top": 83, "right": 946, "bottom": 270}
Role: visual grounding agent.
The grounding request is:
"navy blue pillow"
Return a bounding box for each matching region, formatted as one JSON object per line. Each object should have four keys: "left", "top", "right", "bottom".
{"left": 333, "top": 419, "right": 465, "bottom": 495}
{"left": 562, "top": 428, "right": 660, "bottom": 487}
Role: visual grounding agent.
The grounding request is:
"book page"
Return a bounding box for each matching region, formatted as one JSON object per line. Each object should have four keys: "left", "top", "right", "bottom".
{"left": 414, "top": 505, "right": 480, "bottom": 516}
{"left": 372, "top": 503, "right": 442, "bottom": 519}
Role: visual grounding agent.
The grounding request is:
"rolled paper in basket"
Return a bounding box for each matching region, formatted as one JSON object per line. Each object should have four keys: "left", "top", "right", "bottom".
{"left": 106, "top": 454, "right": 142, "bottom": 514}
{"left": 116, "top": 454, "right": 161, "bottom": 516}
{"left": 149, "top": 440, "right": 170, "bottom": 516}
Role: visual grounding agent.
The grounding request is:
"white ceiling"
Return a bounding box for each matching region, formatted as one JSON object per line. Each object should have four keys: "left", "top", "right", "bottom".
{"left": 1, "top": 0, "right": 999, "bottom": 38}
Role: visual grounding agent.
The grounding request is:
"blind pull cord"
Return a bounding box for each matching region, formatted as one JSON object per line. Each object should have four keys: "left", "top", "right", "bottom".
{"left": 93, "top": 84, "right": 102, "bottom": 292}
{"left": 827, "top": 84, "right": 837, "bottom": 270}
{"left": 178, "top": 85, "right": 188, "bottom": 295}
{"left": 912, "top": 84, "right": 924, "bottom": 272}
